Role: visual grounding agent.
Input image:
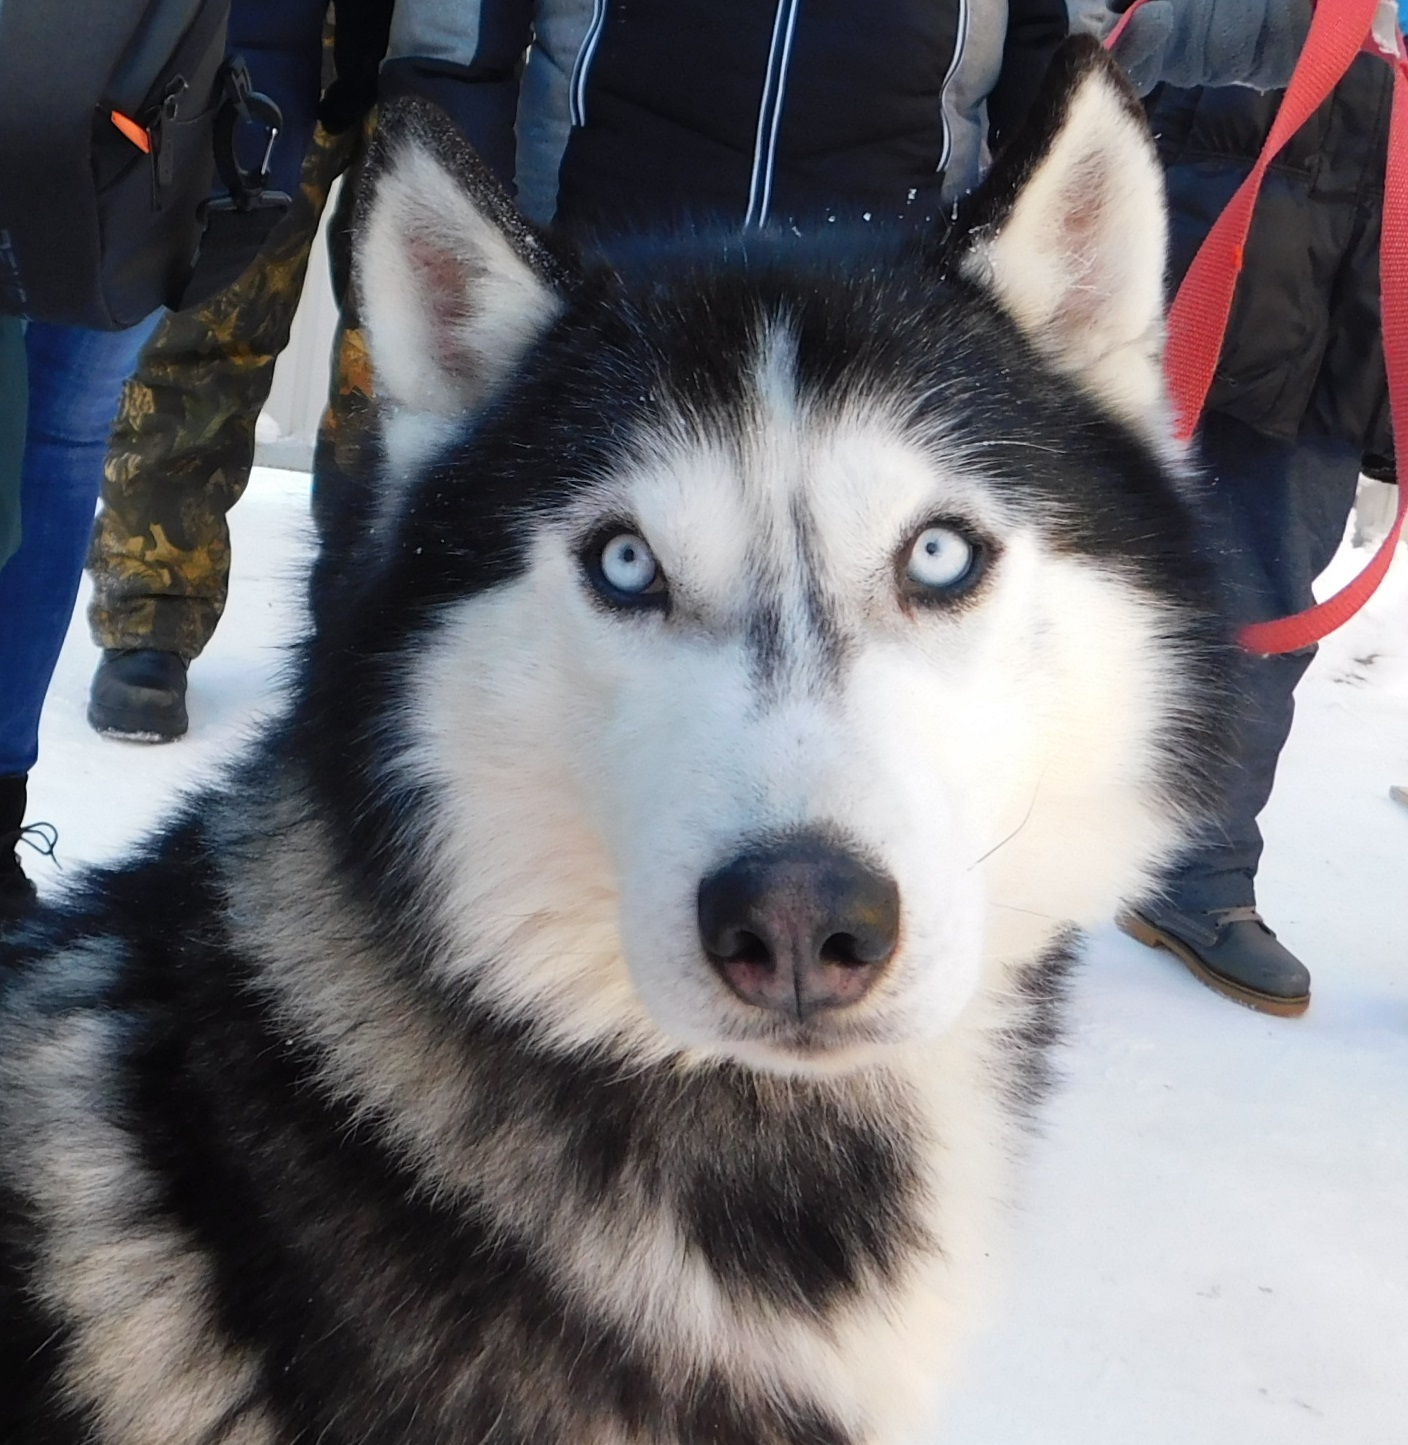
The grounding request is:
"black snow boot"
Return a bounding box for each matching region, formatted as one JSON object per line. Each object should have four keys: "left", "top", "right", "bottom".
{"left": 1119, "top": 904, "right": 1311, "bottom": 1018}
{"left": 88, "top": 648, "right": 189, "bottom": 742}
{"left": 1, "top": 773, "right": 41, "bottom": 923}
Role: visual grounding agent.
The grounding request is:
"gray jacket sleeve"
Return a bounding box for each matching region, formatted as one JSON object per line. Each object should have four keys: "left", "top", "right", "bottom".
{"left": 1067, "top": 0, "right": 1311, "bottom": 96}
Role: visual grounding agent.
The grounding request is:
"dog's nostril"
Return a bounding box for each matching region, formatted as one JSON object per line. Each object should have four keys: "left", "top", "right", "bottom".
{"left": 716, "top": 929, "right": 772, "bottom": 967}
{"left": 698, "top": 833, "right": 900, "bottom": 1020}
{"left": 821, "top": 932, "right": 866, "bottom": 967}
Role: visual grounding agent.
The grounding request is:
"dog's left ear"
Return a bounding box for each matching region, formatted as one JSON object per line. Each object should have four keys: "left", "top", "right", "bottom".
{"left": 951, "top": 38, "right": 1169, "bottom": 441}
{"left": 356, "top": 98, "right": 577, "bottom": 429}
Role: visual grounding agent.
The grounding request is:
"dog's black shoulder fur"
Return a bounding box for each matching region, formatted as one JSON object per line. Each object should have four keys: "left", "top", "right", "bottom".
{"left": 0, "top": 807, "right": 931, "bottom": 1444}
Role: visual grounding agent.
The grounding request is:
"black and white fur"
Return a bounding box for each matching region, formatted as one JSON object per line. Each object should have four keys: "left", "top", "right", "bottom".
{"left": 0, "top": 40, "right": 1231, "bottom": 1445}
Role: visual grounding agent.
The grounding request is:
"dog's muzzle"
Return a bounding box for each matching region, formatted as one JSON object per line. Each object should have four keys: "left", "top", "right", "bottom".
{"left": 698, "top": 833, "right": 899, "bottom": 1020}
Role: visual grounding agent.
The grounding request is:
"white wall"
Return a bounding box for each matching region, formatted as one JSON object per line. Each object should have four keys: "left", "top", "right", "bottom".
{"left": 255, "top": 179, "right": 341, "bottom": 471}
{"left": 1354, "top": 476, "right": 1398, "bottom": 547}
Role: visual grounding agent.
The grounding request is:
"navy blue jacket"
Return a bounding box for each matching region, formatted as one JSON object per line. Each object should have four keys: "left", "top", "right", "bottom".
{"left": 1150, "top": 53, "right": 1394, "bottom": 478}
{"left": 381, "top": 0, "right": 1069, "bottom": 234}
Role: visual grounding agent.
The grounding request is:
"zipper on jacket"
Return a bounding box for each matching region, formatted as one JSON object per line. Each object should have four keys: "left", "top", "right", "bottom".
{"left": 569, "top": 0, "right": 609, "bottom": 128}
{"left": 935, "top": 0, "right": 970, "bottom": 178}
{"left": 744, "top": 0, "right": 801, "bottom": 229}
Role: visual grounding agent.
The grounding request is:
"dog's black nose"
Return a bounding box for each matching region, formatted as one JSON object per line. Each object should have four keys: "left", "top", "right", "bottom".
{"left": 698, "top": 836, "right": 900, "bottom": 1019}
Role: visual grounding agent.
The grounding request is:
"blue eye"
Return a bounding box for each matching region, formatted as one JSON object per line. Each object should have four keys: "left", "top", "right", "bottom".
{"left": 600, "top": 533, "right": 658, "bottom": 593}
{"left": 902, "top": 523, "right": 986, "bottom": 599}
{"left": 585, "top": 527, "right": 668, "bottom": 609}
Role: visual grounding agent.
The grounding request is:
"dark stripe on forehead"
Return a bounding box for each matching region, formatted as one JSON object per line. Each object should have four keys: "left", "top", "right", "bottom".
{"left": 745, "top": 592, "right": 787, "bottom": 689}
{"left": 742, "top": 496, "right": 847, "bottom": 696}
{"left": 791, "top": 496, "right": 847, "bottom": 681}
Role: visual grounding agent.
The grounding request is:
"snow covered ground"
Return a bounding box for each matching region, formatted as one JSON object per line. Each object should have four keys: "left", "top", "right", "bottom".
{"left": 27, "top": 466, "right": 1408, "bottom": 1444}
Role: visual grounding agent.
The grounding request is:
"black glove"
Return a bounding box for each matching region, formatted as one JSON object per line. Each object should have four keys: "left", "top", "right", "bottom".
{"left": 320, "top": 0, "right": 395, "bottom": 133}
{"left": 1109, "top": 0, "right": 1312, "bottom": 96}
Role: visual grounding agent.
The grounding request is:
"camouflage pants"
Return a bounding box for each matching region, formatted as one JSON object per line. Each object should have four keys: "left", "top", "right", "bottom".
{"left": 87, "top": 118, "right": 376, "bottom": 661}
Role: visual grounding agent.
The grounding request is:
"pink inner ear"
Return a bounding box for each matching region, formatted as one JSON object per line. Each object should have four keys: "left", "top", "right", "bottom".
{"left": 405, "top": 230, "right": 484, "bottom": 384}
{"left": 1046, "top": 153, "right": 1117, "bottom": 331}
{"left": 1058, "top": 152, "right": 1113, "bottom": 253}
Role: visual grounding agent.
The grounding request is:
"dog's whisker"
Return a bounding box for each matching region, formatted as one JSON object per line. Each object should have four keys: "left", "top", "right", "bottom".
{"left": 988, "top": 902, "right": 1060, "bottom": 921}
{"left": 967, "top": 773, "right": 1044, "bottom": 871}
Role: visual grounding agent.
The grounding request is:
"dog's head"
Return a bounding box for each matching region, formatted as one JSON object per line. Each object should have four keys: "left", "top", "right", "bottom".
{"left": 314, "top": 40, "right": 1229, "bottom": 1073}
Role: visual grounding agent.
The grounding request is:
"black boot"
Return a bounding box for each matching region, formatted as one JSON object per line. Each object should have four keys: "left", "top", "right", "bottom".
{"left": 1119, "top": 903, "right": 1311, "bottom": 1017}
{"left": 1, "top": 773, "right": 39, "bottom": 922}
{"left": 88, "top": 648, "right": 189, "bottom": 742}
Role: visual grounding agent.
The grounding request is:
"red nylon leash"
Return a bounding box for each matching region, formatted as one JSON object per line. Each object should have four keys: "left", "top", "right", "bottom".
{"left": 1105, "top": 0, "right": 1407, "bottom": 654}
{"left": 1241, "top": 27, "right": 1408, "bottom": 652}
{"left": 1102, "top": 1, "right": 1147, "bottom": 50}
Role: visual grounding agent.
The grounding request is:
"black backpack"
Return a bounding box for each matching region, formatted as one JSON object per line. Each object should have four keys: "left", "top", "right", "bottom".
{"left": 0, "top": 0, "right": 289, "bottom": 330}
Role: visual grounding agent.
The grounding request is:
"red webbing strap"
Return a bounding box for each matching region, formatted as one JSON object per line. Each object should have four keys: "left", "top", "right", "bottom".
{"left": 1102, "top": 0, "right": 1148, "bottom": 52}
{"left": 1160, "top": 0, "right": 1380, "bottom": 441}
{"left": 1106, "top": 0, "right": 1405, "bottom": 655}
{"left": 1240, "top": 36, "right": 1408, "bottom": 653}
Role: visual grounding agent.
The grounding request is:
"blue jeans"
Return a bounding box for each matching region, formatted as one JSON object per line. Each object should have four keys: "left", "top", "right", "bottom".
{"left": 1161, "top": 413, "right": 1362, "bottom": 914}
{"left": 0, "top": 317, "right": 159, "bottom": 777}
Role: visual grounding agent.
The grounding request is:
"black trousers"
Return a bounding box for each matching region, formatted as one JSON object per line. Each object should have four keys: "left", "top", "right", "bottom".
{"left": 1162, "top": 412, "right": 1363, "bottom": 913}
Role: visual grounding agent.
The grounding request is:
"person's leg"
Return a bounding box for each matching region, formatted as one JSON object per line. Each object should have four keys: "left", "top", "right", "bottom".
{"left": 1124, "top": 412, "right": 1362, "bottom": 1013}
{"left": 0, "top": 320, "right": 24, "bottom": 908}
{"left": 309, "top": 115, "right": 380, "bottom": 631}
{"left": 87, "top": 122, "right": 355, "bottom": 722}
{"left": 308, "top": 320, "right": 378, "bottom": 598}
{"left": 0, "top": 316, "right": 26, "bottom": 571}
{"left": 0, "top": 317, "right": 157, "bottom": 908}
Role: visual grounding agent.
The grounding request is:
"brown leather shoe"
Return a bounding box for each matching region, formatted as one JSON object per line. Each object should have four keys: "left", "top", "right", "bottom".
{"left": 1118, "top": 905, "right": 1310, "bottom": 1018}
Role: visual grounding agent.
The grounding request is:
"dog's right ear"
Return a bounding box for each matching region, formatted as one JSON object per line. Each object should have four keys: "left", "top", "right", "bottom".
{"left": 356, "top": 99, "right": 577, "bottom": 431}
{"left": 943, "top": 38, "right": 1171, "bottom": 447}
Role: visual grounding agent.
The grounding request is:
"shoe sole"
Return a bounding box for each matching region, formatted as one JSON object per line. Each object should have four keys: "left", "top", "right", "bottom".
{"left": 1117, "top": 911, "right": 1310, "bottom": 1019}
{"left": 87, "top": 702, "right": 187, "bottom": 744}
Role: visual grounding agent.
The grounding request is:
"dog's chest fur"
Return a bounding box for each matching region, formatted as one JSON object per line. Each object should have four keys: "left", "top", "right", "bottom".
{"left": 0, "top": 828, "right": 1027, "bottom": 1445}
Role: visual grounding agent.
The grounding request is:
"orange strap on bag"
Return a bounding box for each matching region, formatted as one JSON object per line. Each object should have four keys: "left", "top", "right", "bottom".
{"left": 1107, "top": 0, "right": 1407, "bottom": 655}
{"left": 109, "top": 110, "right": 151, "bottom": 152}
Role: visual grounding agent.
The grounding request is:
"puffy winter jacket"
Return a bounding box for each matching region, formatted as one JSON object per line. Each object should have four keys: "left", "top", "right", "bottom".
{"left": 1149, "top": 52, "right": 1395, "bottom": 479}
{"left": 381, "top": 0, "right": 1070, "bottom": 231}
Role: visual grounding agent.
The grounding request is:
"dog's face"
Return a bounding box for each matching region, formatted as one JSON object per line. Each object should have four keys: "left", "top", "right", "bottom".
{"left": 332, "top": 42, "right": 1227, "bottom": 1072}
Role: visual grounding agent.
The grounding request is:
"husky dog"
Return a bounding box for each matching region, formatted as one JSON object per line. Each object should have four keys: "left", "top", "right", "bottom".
{"left": 0, "top": 39, "right": 1229, "bottom": 1445}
